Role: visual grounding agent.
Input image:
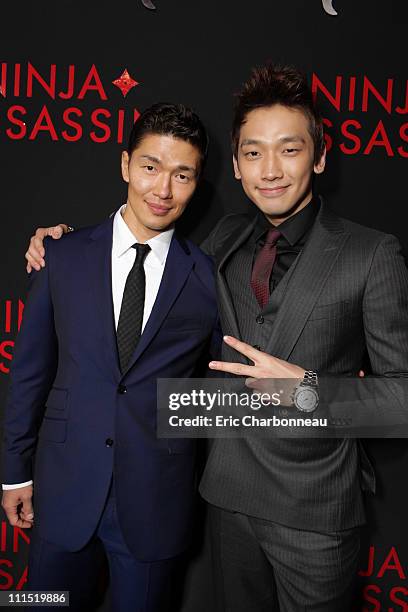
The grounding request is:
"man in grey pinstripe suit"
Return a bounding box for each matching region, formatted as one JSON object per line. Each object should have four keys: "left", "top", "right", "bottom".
{"left": 201, "top": 64, "right": 408, "bottom": 611}
{"left": 23, "top": 65, "right": 408, "bottom": 611}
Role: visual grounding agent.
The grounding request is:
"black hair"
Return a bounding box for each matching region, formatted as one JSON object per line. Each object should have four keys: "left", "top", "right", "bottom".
{"left": 127, "top": 102, "right": 209, "bottom": 173}
{"left": 232, "top": 63, "right": 325, "bottom": 164}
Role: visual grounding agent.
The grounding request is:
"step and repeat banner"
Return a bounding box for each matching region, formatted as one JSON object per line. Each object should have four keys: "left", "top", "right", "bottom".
{"left": 1, "top": 0, "right": 408, "bottom": 609}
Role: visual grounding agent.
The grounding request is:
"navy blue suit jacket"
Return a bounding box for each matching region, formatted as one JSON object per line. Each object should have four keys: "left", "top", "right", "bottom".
{"left": 3, "top": 217, "right": 219, "bottom": 561}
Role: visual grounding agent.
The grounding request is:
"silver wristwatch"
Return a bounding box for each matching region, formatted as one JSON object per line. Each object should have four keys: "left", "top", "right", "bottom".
{"left": 293, "top": 371, "right": 319, "bottom": 413}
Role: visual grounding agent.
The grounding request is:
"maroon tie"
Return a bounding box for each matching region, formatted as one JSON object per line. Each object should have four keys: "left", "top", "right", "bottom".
{"left": 251, "top": 228, "right": 281, "bottom": 309}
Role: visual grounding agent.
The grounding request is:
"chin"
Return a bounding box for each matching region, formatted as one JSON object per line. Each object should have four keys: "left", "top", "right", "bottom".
{"left": 258, "top": 203, "right": 291, "bottom": 217}
{"left": 261, "top": 197, "right": 307, "bottom": 219}
{"left": 148, "top": 220, "right": 173, "bottom": 231}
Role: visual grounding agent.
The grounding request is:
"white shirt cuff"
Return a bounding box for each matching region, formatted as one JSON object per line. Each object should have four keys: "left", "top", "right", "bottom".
{"left": 2, "top": 480, "right": 33, "bottom": 490}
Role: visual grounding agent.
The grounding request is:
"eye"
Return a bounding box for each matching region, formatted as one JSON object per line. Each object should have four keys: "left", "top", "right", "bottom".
{"left": 176, "top": 173, "right": 191, "bottom": 183}
{"left": 284, "top": 148, "right": 300, "bottom": 154}
{"left": 245, "top": 151, "right": 260, "bottom": 159}
{"left": 144, "top": 165, "right": 156, "bottom": 172}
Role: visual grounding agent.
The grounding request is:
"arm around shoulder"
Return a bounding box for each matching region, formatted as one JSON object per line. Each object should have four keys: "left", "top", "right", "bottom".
{"left": 3, "top": 241, "right": 58, "bottom": 484}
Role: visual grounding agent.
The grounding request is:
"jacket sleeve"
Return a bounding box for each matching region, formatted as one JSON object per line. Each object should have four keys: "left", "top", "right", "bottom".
{"left": 2, "top": 239, "right": 58, "bottom": 483}
{"left": 200, "top": 226, "right": 220, "bottom": 257}
{"left": 319, "top": 234, "right": 408, "bottom": 435}
{"left": 200, "top": 215, "right": 236, "bottom": 257}
{"left": 363, "top": 234, "right": 408, "bottom": 376}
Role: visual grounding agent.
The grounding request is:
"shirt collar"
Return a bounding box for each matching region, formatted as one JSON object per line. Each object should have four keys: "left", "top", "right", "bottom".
{"left": 254, "top": 196, "right": 320, "bottom": 246}
{"left": 112, "top": 204, "right": 174, "bottom": 265}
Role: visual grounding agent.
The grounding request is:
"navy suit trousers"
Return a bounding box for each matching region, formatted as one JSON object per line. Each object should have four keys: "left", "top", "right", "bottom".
{"left": 26, "top": 479, "right": 180, "bottom": 612}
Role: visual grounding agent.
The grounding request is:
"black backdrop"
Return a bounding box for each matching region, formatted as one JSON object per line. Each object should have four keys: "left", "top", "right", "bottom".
{"left": 1, "top": 1, "right": 408, "bottom": 609}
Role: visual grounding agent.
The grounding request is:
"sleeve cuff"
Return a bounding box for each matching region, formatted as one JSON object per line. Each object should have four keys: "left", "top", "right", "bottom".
{"left": 2, "top": 480, "right": 33, "bottom": 490}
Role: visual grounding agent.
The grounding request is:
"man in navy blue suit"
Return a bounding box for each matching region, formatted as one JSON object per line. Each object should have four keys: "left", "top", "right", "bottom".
{"left": 2, "top": 103, "right": 219, "bottom": 611}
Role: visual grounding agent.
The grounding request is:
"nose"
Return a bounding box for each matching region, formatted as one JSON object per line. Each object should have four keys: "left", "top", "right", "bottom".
{"left": 262, "top": 152, "right": 283, "bottom": 181}
{"left": 153, "top": 173, "right": 172, "bottom": 200}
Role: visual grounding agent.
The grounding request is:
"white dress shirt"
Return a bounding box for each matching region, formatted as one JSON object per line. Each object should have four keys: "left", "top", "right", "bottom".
{"left": 2, "top": 205, "right": 174, "bottom": 490}
{"left": 112, "top": 204, "right": 174, "bottom": 330}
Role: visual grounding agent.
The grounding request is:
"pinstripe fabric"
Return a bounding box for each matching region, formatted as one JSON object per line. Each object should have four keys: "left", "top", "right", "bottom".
{"left": 200, "top": 199, "right": 408, "bottom": 532}
{"left": 211, "top": 506, "right": 359, "bottom": 612}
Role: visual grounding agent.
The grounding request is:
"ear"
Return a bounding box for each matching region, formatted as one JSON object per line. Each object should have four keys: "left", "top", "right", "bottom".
{"left": 233, "top": 155, "right": 241, "bottom": 180}
{"left": 314, "top": 147, "right": 326, "bottom": 175}
{"left": 121, "top": 151, "right": 130, "bottom": 183}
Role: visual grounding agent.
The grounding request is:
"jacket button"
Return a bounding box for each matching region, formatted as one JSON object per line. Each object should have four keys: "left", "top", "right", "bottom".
{"left": 256, "top": 315, "right": 264, "bottom": 324}
{"left": 105, "top": 438, "right": 114, "bottom": 447}
{"left": 118, "top": 385, "right": 127, "bottom": 394}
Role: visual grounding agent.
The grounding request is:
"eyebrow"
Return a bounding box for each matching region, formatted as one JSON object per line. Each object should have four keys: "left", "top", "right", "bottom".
{"left": 177, "top": 164, "right": 197, "bottom": 174}
{"left": 139, "top": 155, "right": 197, "bottom": 175}
{"left": 140, "top": 154, "right": 161, "bottom": 164}
{"left": 240, "top": 136, "right": 306, "bottom": 147}
{"left": 279, "top": 136, "right": 306, "bottom": 144}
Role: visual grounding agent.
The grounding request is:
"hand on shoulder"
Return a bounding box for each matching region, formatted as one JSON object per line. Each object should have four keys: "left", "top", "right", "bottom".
{"left": 25, "top": 224, "right": 72, "bottom": 273}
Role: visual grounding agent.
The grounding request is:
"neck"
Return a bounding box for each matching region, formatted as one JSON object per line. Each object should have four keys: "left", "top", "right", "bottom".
{"left": 122, "top": 202, "right": 173, "bottom": 242}
{"left": 264, "top": 192, "right": 313, "bottom": 226}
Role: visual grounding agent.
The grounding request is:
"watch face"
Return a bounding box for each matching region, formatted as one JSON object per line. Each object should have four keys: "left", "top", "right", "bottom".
{"left": 294, "top": 388, "right": 319, "bottom": 412}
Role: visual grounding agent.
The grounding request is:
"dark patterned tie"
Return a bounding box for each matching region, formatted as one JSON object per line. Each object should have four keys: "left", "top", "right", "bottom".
{"left": 251, "top": 228, "right": 281, "bottom": 309}
{"left": 117, "top": 243, "right": 151, "bottom": 373}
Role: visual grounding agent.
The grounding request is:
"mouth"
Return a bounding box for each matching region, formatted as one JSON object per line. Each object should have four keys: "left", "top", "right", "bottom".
{"left": 257, "top": 186, "right": 290, "bottom": 198}
{"left": 146, "top": 201, "right": 172, "bottom": 216}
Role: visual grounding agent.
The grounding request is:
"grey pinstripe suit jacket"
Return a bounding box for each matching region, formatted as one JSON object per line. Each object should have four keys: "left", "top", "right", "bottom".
{"left": 199, "top": 199, "right": 408, "bottom": 532}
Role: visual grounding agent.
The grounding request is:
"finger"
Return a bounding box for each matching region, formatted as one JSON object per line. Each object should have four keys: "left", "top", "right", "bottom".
{"left": 48, "top": 226, "right": 64, "bottom": 239}
{"left": 222, "top": 336, "right": 261, "bottom": 363}
{"left": 34, "top": 227, "right": 48, "bottom": 239}
{"left": 28, "top": 235, "right": 46, "bottom": 267}
{"left": 245, "top": 377, "right": 271, "bottom": 389}
{"left": 33, "top": 226, "right": 63, "bottom": 241}
{"left": 26, "top": 261, "right": 32, "bottom": 274}
{"left": 10, "top": 515, "right": 33, "bottom": 529}
{"left": 209, "top": 360, "right": 256, "bottom": 377}
{"left": 245, "top": 377, "right": 268, "bottom": 393}
{"left": 26, "top": 251, "right": 43, "bottom": 271}
{"left": 3, "top": 506, "right": 20, "bottom": 527}
{"left": 20, "top": 511, "right": 34, "bottom": 524}
{"left": 20, "top": 511, "right": 34, "bottom": 522}
{"left": 3, "top": 495, "right": 33, "bottom": 528}
{"left": 26, "top": 252, "right": 42, "bottom": 271}
{"left": 21, "top": 498, "right": 34, "bottom": 521}
{"left": 32, "top": 235, "right": 45, "bottom": 257}
{"left": 47, "top": 224, "right": 70, "bottom": 238}
{"left": 245, "top": 377, "right": 280, "bottom": 392}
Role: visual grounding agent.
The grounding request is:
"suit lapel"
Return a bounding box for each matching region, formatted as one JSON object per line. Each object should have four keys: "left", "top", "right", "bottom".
{"left": 86, "top": 217, "right": 121, "bottom": 379}
{"left": 216, "top": 216, "right": 258, "bottom": 339}
{"left": 122, "top": 233, "right": 194, "bottom": 375}
{"left": 264, "top": 201, "right": 351, "bottom": 360}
